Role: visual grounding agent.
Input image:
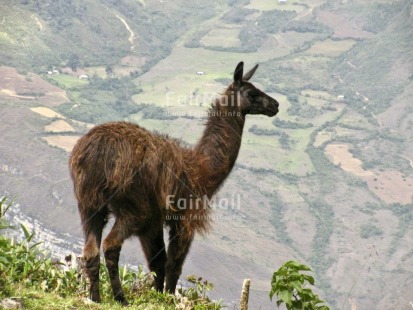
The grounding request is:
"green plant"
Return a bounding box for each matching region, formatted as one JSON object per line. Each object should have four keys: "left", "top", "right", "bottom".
{"left": 270, "top": 260, "right": 329, "bottom": 309}
{"left": 0, "top": 222, "right": 83, "bottom": 297}
{"left": 186, "top": 275, "right": 214, "bottom": 299}
{"left": 0, "top": 196, "right": 14, "bottom": 230}
{"left": 176, "top": 275, "right": 222, "bottom": 309}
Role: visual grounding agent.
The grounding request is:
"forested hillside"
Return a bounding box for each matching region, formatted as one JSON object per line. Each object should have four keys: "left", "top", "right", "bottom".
{"left": 1, "top": 0, "right": 412, "bottom": 308}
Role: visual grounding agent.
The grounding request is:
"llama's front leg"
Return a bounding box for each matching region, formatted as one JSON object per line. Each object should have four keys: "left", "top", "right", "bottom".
{"left": 102, "top": 219, "right": 129, "bottom": 306}
{"left": 165, "top": 224, "right": 194, "bottom": 293}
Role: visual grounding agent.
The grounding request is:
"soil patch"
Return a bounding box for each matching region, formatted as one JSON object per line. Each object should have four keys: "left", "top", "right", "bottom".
{"left": 44, "top": 120, "right": 75, "bottom": 133}
{"left": 325, "top": 143, "right": 413, "bottom": 204}
{"left": 42, "top": 135, "right": 80, "bottom": 152}
{"left": 325, "top": 143, "right": 372, "bottom": 177}
{"left": 365, "top": 171, "right": 413, "bottom": 205}
{"left": 30, "top": 107, "right": 65, "bottom": 119}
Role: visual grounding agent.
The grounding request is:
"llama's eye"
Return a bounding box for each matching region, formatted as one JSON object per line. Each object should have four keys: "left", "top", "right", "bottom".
{"left": 242, "top": 90, "right": 258, "bottom": 97}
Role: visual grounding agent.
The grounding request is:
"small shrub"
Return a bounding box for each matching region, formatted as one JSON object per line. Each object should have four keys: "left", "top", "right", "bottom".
{"left": 273, "top": 118, "right": 313, "bottom": 129}
{"left": 359, "top": 223, "right": 383, "bottom": 239}
{"left": 176, "top": 275, "right": 221, "bottom": 309}
{"left": 270, "top": 260, "right": 329, "bottom": 310}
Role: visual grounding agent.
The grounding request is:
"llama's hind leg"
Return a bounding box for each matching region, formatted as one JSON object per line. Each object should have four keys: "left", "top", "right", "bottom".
{"left": 102, "top": 219, "right": 130, "bottom": 306}
{"left": 165, "top": 224, "right": 194, "bottom": 293}
{"left": 80, "top": 205, "right": 108, "bottom": 303}
{"left": 139, "top": 227, "right": 167, "bottom": 291}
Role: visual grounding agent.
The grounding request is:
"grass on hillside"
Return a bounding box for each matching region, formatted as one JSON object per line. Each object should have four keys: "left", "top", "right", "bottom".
{"left": 47, "top": 74, "right": 89, "bottom": 89}
{"left": 246, "top": 0, "right": 306, "bottom": 12}
{"left": 200, "top": 27, "right": 241, "bottom": 48}
{"left": 0, "top": 197, "right": 222, "bottom": 310}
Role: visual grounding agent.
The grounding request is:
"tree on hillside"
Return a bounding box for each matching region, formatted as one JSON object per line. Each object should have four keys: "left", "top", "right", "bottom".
{"left": 105, "top": 64, "right": 114, "bottom": 77}
{"left": 68, "top": 53, "right": 80, "bottom": 72}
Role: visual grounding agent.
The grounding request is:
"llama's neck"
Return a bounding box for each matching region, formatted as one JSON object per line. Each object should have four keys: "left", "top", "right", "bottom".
{"left": 193, "top": 99, "right": 245, "bottom": 196}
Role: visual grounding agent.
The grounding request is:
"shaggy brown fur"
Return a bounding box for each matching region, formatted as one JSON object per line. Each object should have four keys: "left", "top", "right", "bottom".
{"left": 69, "top": 62, "right": 279, "bottom": 305}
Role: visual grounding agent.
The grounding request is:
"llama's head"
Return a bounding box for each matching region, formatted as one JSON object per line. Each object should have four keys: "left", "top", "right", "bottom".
{"left": 227, "top": 61, "right": 279, "bottom": 117}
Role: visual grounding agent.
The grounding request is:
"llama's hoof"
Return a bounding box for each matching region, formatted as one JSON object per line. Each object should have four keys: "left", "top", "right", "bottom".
{"left": 115, "top": 296, "right": 129, "bottom": 307}
{"left": 83, "top": 297, "right": 100, "bottom": 304}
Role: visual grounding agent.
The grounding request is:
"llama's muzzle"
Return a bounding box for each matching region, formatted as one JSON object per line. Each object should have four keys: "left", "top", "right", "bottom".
{"left": 263, "top": 97, "right": 279, "bottom": 116}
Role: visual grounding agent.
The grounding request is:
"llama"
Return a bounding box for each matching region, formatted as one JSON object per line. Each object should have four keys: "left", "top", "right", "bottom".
{"left": 69, "top": 62, "right": 279, "bottom": 305}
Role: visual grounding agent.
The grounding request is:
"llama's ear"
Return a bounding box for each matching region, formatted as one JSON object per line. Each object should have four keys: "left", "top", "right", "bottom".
{"left": 233, "top": 61, "right": 244, "bottom": 87}
{"left": 243, "top": 64, "right": 258, "bottom": 81}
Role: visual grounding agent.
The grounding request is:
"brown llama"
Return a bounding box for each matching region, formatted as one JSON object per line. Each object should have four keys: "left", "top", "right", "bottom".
{"left": 69, "top": 62, "right": 279, "bottom": 305}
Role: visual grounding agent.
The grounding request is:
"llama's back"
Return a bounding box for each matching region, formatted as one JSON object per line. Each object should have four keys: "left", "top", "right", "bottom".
{"left": 69, "top": 121, "right": 185, "bottom": 209}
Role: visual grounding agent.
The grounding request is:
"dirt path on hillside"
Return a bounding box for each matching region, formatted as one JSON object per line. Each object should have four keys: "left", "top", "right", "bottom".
{"left": 401, "top": 155, "right": 413, "bottom": 169}
{"left": 32, "top": 14, "right": 43, "bottom": 31}
{"left": 293, "top": 8, "right": 313, "bottom": 21}
{"left": 116, "top": 15, "right": 136, "bottom": 51}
